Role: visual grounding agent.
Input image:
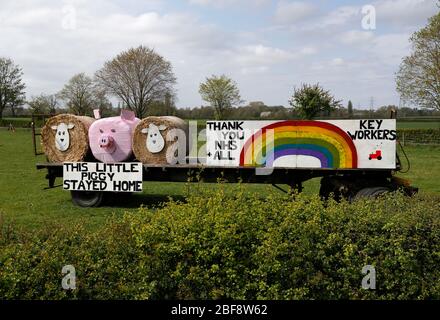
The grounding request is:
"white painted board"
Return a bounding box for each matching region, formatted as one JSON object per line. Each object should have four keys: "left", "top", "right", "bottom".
{"left": 63, "top": 162, "right": 143, "bottom": 192}
{"left": 206, "top": 120, "right": 396, "bottom": 169}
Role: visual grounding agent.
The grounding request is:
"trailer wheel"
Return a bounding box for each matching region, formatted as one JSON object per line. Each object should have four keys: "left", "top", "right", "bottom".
{"left": 71, "top": 191, "right": 104, "bottom": 207}
{"left": 353, "top": 186, "right": 390, "bottom": 200}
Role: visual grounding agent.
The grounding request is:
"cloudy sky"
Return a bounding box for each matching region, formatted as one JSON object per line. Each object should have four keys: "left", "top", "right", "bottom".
{"left": 0, "top": 0, "right": 438, "bottom": 109}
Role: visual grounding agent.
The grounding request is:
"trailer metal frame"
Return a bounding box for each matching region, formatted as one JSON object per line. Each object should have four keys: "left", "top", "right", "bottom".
{"left": 36, "top": 162, "right": 395, "bottom": 186}
{"left": 36, "top": 162, "right": 417, "bottom": 207}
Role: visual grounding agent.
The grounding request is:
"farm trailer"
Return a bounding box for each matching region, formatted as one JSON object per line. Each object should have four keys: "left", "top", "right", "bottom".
{"left": 35, "top": 119, "right": 418, "bottom": 207}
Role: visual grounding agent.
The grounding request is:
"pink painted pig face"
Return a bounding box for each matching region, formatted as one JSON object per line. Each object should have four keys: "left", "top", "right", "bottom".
{"left": 88, "top": 110, "right": 140, "bottom": 163}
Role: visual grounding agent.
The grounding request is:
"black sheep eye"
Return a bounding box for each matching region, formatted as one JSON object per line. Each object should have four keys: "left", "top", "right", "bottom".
{"left": 111, "top": 129, "right": 116, "bottom": 133}
{"left": 99, "top": 129, "right": 103, "bottom": 133}
{"left": 58, "top": 132, "right": 61, "bottom": 135}
{"left": 154, "top": 133, "right": 157, "bottom": 136}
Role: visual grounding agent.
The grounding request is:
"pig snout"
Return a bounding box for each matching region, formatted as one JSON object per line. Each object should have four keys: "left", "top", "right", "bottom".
{"left": 99, "top": 135, "right": 114, "bottom": 148}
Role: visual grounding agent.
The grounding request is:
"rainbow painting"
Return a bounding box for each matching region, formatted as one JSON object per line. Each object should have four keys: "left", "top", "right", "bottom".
{"left": 239, "top": 120, "right": 358, "bottom": 168}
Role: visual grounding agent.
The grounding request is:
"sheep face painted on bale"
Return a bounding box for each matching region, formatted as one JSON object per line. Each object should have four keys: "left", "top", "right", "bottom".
{"left": 141, "top": 124, "right": 167, "bottom": 153}
{"left": 132, "top": 116, "right": 188, "bottom": 164}
{"left": 51, "top": 123, "right": 75, "bottom": 152}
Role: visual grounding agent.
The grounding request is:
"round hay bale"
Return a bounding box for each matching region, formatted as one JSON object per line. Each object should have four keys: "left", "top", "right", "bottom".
{"left": 41, "top": 114, "right": 95, "bottom": 163}
{"left": 133, "top": 116, "right": 188, "bottom": 164}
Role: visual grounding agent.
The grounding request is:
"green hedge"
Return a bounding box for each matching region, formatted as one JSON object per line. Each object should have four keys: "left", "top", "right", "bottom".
{"left": 1, "top": 189, "right": 439, "bottom": 299}
{"left": 397, "top": 129, "right": 440, "bottom": 145}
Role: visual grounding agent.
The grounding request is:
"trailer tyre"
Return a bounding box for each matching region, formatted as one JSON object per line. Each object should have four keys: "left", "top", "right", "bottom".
{"left": 353, "top": 186, "right": 390, "bottom": 200}
{"left": 71, "top": 191, "right": 104, "bottom": 207}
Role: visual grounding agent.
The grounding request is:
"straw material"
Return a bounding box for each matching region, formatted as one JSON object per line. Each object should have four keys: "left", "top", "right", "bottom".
{"left": 133, "top": 116, "right": 188, "bottom": 164}
{"left": 41, "top": 114, "right": 94, "bottom": 163}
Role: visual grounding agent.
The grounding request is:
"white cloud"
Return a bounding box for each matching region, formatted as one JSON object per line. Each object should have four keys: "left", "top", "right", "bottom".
{"left": 240, "top": 66, "right": 269, "bottom": 75}
{"left": 236, "top": 45, "right": 294, "bottom": 65}
{"left": 273, "top": 1, "right": 317, "bottom": 25}
{"left": 232, "top": 44, "right": 317, "bottom": 73}
{"left": 339, "top": 30, "right": 374, "bottom": 45}
{"left": 188, "top": 0, "right": 269, "bottom": 9}
{"left": 0, "top": 1, "right": 234, "bottom": 103}
{"left": 369, "top": 33, "right": 411, "bottom": 65}
{"left": 270, "top": 4, "right": 361, "bottom": 36}
{"left": 299, "top": 47, "right": 317, "bottom": 55}
{"left": 321, "top": 5, "right": 360, "bottom": 27}
{"left": 374, "top": 0, "right": 438, "bottom": 27}
{"left": 337, "top": 31, "right": 411, "bottom": 66}
{"left": 331, "top": 58, "right": 344, "bottom": 66}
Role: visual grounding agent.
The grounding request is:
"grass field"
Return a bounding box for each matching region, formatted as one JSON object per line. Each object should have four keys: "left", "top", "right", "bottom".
{"left": 0, "top": 128, "right": 439, "bottom": 231}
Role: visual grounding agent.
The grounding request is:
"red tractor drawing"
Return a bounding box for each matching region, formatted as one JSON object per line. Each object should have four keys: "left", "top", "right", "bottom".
{"left": 369, "top": 150, "right": 382, "bottom": 160}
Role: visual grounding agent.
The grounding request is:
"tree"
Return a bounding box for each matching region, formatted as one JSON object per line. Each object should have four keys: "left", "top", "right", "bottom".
{"left": 347, "top": 100, "right": 354, "bottom": 118}
{"left": 28, "top": 95, "right": 47, "bottom": 114}
{"left": 28, "top": 94, "right": 58, "bottom": 114}
{"left": 199, "top": 75, "right": 243, "bottom": 120}
{"left": 164, "top": 92, "right": 175, "bottom": 111}
{"left": 46, "top": 94, "right": 58, "bottom": 114}
{"left": 396, "top": 12, "right": 440, "bottom": 110}
{"left": 249, "top": 101, "right": 265, "bottom": 108}
{"left": 95, "top": 45, "right": 177, "bottom": 118}
{"left": 58, "top": 73, "right": 96, "bottom": 116}
{"left": 288, "top": 83, "right": 341, "bottom": 119}
{"left": 92, "top": 85, "right": 113, "bottom": 117}
{"left": 0, "top": 57, "right": 26, "bottom": 119}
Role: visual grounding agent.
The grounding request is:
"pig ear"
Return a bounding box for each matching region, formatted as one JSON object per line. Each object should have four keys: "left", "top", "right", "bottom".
{"left": 121, "top": 109, "right": 135, "bottom": 121}
{"left": 51, "top": 125, "right": 58, "bottom": 130}
{"left": 141, "top": 128, "right": 149, "bottom": 134}
{"left": 158, "top": 125, "right": 167, "bottom": 131}
{"left": 67, "top": 123, "right": 75, "bottom": 130}
{"left": 93, "top": 109, "right": 101, "bottom": 120}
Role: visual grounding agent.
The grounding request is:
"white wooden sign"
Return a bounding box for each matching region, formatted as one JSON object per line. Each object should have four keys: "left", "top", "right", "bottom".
{"left": 206, "top": 119, "right": 396, "bottom": 169}
{"left": 63, "top": 162, "right": 143, "bottom": 192}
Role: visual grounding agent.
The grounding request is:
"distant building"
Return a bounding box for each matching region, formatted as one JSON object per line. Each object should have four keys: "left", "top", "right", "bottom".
{"left": 260, "top": 111, "right": 272, "bottom": 118}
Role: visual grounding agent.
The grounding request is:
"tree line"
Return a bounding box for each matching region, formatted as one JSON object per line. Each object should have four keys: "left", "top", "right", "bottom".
{"left": 0, "top": 10, "right": 439, "bottom": 120}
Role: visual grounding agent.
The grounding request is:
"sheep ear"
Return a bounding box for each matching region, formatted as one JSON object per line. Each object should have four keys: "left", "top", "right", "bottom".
{"left": 141, "top": 128, "right": 149, "bottom": 134}
{"left": 51, "top": 125, "right": 57, "bottom": 130}
{"left": 158, "top": 125, "right": 167, "bottom": 131}
{"left": 67, "top": 123, "right": 75, "bottom": 129}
